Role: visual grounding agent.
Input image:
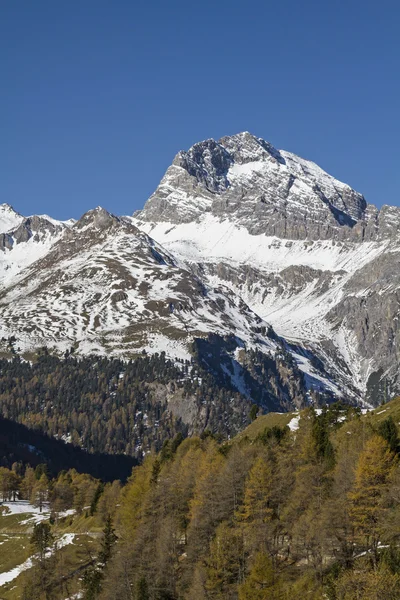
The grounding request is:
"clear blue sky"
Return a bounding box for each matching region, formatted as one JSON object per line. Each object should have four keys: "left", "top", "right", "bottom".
{"left": 1, "top": 0, "right": 399, "bottom": 220}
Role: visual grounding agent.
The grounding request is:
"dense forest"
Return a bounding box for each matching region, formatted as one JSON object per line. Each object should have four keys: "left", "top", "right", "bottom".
{"left": 5, "top": 402, "right": 400, "bottom": 599}
{"left": 0, "top": 339, "right": 318, "bottom": 463}
{"left": 94, "top": 405, "right": 400, "bottom": 600}
{"left": 0, "top": 351, "right": 187, "bottom": 459}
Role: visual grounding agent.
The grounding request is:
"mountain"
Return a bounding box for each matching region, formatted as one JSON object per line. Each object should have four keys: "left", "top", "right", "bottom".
{"left": 2, "top": 131, "right": 399, "bottom": 409}
{"left": 0, "top": 204, "right": 74, "bottom": 286}
{"left": 0, "top": 206, "right": 276, "bottom": 359}
{"left": 0, "top": 204, "right": 340, "bottom": 417}
{"left": 133, "top": 132, "right": 400, "bottom": 405}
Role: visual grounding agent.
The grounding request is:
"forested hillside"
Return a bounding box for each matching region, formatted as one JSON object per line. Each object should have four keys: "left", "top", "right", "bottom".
{"left": 0, "top": 341, "right": 317, "bottom": 465}
{"left": 0, "top": 351, "right": 188, "bottom": 460}
{"left": 97, "top": 402, "right": 400, "bottom": 600}
{"left": 3, "top": 401, "right": 400, "bottom": 598}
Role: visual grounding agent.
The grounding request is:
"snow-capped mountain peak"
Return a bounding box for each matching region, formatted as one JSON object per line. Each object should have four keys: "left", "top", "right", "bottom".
{"left": 136, "top": 132, "right": 370, "bottom": 240}
{"left": 132, "top": 132, "right": 400, "bottom": 404}
{"left": 0, "top": 203, "right": 24, "bottom": 233}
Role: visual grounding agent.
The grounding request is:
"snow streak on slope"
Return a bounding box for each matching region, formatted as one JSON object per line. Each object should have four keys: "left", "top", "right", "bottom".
{"left": 0, "top": 533, "right": 76, "bottom": 587}
{"left": 0, "top": 212, "right": 279, "bottom": 362}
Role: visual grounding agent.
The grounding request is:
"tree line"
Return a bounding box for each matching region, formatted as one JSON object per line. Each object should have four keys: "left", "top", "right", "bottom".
{"left": 0, "top": 461, "right": 120, "bottom": 520}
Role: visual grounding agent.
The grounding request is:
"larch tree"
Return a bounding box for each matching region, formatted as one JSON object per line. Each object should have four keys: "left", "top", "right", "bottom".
{"left": 238, "top": 551, "right": 282, "bottom": 600}
{"left": 206, "top": 521, "right": 244, "bottom": 598}
{"left": 349, "top": 434, "right": 397, "bottom": 564}
{"left": 31, "top": 473, "right": 49, "bottom": 512}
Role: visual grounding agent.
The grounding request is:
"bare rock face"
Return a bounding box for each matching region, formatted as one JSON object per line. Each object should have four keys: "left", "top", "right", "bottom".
{"left": 0, "top": 233, "right": 13, "bottom": 251}
{"left": 0, "top": 209, "right": 66, "bottom": 246}
{"left": 137, "top": 132, "right": 380, "bottom": 241}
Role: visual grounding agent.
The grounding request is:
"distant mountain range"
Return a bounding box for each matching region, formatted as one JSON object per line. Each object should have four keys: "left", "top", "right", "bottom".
{"left": 2, "top": 132, "right": 400, "bottom": 407}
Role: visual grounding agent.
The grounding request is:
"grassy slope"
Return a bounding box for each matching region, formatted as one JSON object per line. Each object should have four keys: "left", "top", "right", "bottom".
{"left": 235, "top": 411, "right": 296, "bottom": 441}
{"left": 369, "top": 396, "right": 400, "bottom": 424}
{"left": 0, "top": 509, "right": 100, "bottom": 600}
{"left": 237, "top": 396, "right": 400, "bottom": 442}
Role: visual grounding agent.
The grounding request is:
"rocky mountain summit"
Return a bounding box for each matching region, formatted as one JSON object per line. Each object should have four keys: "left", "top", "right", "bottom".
{"left": 136, "top": 131, "right": 400, "bottom": 241}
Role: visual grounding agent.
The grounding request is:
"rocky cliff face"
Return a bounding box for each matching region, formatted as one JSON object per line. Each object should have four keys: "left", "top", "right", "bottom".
{"left": 134, "top": 132, "right": 400, "bottom": 404}
{"left": 137, "top": 132, "right": 400, "bottom": 242}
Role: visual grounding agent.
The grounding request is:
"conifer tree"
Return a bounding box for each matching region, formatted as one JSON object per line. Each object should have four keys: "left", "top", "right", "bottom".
{"left": 98, "top": 515, "right": 117, "bottom": 564}
{"left": 31, "top": 473, "right": 49, "bottom": 512}
{"left": 238, "top": 551, "right": 281, "bottom": 600}
{"left": 206, "top": 521, "right": 244, "bottom": 597}
{"left": 349, "top": 434, "right": 397, "bottom": 563}
{"left": 378, "top": 416, "right": 399, "bottom": 453}
{"left": 90, "top": 482, "right": 104, "bottom": 516}
{"left": 241, "top": 456, "right": 273, "bottom": 525}
{"left": 21, "top": 465, "right": 36, "bottom": 499}
{"left": 30, "top": 522, "right": 54, "bottom": 564}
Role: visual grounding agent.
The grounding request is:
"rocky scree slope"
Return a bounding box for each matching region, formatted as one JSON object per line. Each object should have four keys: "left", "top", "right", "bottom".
{"left": 134, "top": 132, "right": 400, "bottom": 405}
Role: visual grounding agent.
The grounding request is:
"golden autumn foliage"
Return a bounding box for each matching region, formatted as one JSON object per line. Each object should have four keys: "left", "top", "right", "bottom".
{"left": 93, "top": 408, "right": 400, "bottom": 599}
{"left": 16, "top": 403, "right": 400, "bottom": 600}
{"left": 349, "top": 434, "right": 397, "bottom": 555}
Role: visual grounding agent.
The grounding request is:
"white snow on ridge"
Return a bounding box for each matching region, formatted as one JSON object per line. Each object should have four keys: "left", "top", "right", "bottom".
{"left": 32, "top": 214, "right": 75, "bottom": 228}
{"left": 0, "top": 204, "right": 24, "bottom": 233}
{"left": 136, "top": 215, "right": 388, "bottom": 274}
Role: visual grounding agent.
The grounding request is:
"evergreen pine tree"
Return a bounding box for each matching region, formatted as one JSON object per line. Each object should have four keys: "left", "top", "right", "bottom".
{"left": 98, "top": 514, "right": 117, "bottom": 564}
